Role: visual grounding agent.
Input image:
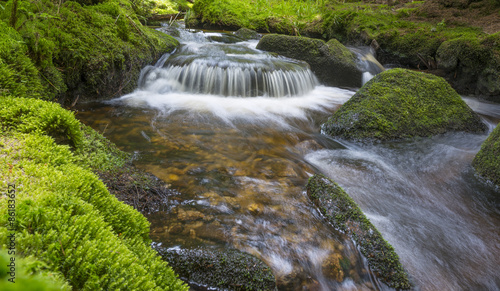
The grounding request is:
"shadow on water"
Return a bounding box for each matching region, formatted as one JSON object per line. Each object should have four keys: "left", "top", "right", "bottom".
{"left": 75, "top": 27, "right": 500, "bottom": 291}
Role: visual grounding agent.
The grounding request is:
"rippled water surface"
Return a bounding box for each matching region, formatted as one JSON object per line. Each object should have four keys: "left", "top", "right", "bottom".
{"left": 76, "top": 27, "right": 500, "bottom": 290}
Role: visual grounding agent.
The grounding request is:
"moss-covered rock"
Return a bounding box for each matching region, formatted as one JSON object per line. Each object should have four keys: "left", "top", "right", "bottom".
{"left": 256, "top": 34, "right": 362, "bottom": 88}
{"left": 234, "top": 28, "right": 260, "bottom": 40}
{"left": 306, "top": 174, "right": 411, "bottom": 290}
{"left": 322, "top": 68, "right": 486, "bottom": 141}
{"left": 473, "top": 124, "right": 500, "bottom": 187}
{"left": 155, "top": 245, "right": 277, "bottom": 290}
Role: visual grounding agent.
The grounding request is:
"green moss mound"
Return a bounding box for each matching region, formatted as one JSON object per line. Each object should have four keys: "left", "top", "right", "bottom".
{"left": 0, "top": 250, "right": 70, "bottom": 290}
{"left": 256, "top": 34, "right": 362, "bottom": 87}
{"left": 322, "top": 68, "right": 486, "bottom": 141}
{"left": 306, "top": 174, "right": 411, "bottom": 290}
{"left": 0, "top": 21, "right": 45, "bottom": 99}
{"left": 156, "top": 245, "right": 277, "bottom": 290}
{"left": 0, "top": 97, "right": 83, "bottom": 148}
{"left": 473, "top": 124, "right": 500, "bottom": 187}
{"left": 0, "top": 97, "right": 188, "bottom": 291}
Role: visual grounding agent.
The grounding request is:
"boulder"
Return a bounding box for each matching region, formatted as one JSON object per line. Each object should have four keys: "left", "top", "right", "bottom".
{"left": 473, "top": 124, "right": 500, "bottom": 187}
{"left": 234, "top": 28, "right": 261, "bottom": 40}
{"left": 307, "top": 174, "right": 411, "bottom": 290}
{"left": 256, "top": 34, "right": 362, "bottom": 88}
{"left": 322, "top": 68, "right": 486, "bottom": 141}
{"left": 155, "top": 245, "right": 277, "bottom": 290}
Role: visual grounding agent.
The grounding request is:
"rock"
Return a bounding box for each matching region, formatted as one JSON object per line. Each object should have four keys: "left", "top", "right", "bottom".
{"left": 436, "top": 36, "right": 500, "bottom": 99}
{"left": 473, "top": 124, "right": 500, "bottom": 188}
{"left": 322, "top": 253, "right": 344, "bottom": 282}
{"left": 322, "top": 68, "right": 487, "bottom": 141}
{"left": 177, "top": 208, "right": 205, "bottom": 221}
{"left": 256, "top": 34, "right": 363, "bottom": 88}
{"left": 234, "top": 28, "right": 261, "bottom": 40}
{"left": 306, "top": 174, "right": 411, "bottom": 290}
{"left": 155, "top": 245, "right": 277, "bottom": 290}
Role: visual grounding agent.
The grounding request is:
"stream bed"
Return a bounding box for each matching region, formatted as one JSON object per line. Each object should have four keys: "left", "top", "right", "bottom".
{"left": 76, "top": 28, "right": 500, "bottom": 291}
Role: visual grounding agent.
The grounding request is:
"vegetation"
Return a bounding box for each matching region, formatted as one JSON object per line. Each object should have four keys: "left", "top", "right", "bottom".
{"left": 0, "top": 250, "right": 70, "bottom": 290}
{"left": 322, "top": 68, "right": 486, "bottom": 141}
{"left": 473, "top": 124, "right": 500, "bottom": 188}
{"left": 188, "top": 0, "right": 500, "bottom": 100}
{"left": 0, "top": 0, "right": 178, "bottom": 103}
{"left": 307, "top": 174, "right": 411, "bottom": 290}
{"left": 0, "top": 97, "right": 188, "bottom": 290}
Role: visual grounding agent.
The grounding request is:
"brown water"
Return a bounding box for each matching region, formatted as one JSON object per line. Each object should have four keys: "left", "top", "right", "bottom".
{"left": 76, "top": 28, "right": 500, "bottom": 291}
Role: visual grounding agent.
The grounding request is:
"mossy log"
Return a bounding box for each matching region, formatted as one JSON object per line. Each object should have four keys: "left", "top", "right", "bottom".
{"left": 306, "top": 174, "right": 412, "bottom": 290}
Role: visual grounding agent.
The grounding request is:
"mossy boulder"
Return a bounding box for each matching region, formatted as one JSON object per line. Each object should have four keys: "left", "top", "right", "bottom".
{"left": 234, "top": 28, "right": 260, "bottom": 40}
{"left": 256, "top": 34, "right": 362, "bottom": 88}
{"left": 155, "top": 245, "right": 277, "bottom": 290}
{"left": 436, "top": 36, "right": 500, "bottom": 98}
{"left": 322, "top": 68, "right": 486, "bottom": 141}
{"left": 306, "top": 174, "right": 411, "bottom": 290}
{"left": 473, "top": 124, "right": 500, "bottom": 187}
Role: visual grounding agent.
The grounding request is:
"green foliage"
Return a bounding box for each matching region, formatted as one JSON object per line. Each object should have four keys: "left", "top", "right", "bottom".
{"left": 0, "top": 250, "right": 70, "bottom": 290}
{"left": 473, "top": 124, "right": 500, "bottom": 187}
{"left": 0, "top": 97, "right": 83, "bottom": 149}
{"left": 0, "top": 0, "right": 179, "bottom": 102}
{"left": 0, "top": 21, "right": 46, "bottom": 99}
{"left": 0, "top": 130, "right": 188, "bottom": 290}
{"left": 322, "top": 68, "right": 486, "bottom": 141}
{"left": 306, "top": 174, "right": 411, "bottom": 289}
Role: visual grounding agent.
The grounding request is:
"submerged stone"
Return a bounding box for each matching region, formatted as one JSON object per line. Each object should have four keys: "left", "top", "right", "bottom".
{"left": 473, "top": 124, "right": 500, "bottom": 188}
{"left": 234, "top": 28, "right": 261, "bottom": 40}
{"left": 256, "top": 34, "right": 362, "bottom": 88}
{"left": 155, "top": 245, "right": 277, "bottom": 290}
{"left": 306, "top": 174, "right": 412, "bottom": 290}
{"left": 322, "top": 68, "right": 486, "bottom": 141}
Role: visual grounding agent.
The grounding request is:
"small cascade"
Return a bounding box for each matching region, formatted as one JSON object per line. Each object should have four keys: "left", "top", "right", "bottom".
{"left": 137, "top": 29, "right": 318, "bottom": 97}
{"left": 349, "top": 47, "right": 385, "bottom": 85}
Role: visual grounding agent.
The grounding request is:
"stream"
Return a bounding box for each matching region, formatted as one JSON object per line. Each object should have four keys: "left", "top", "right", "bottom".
{"left": 75, "top": 27, "right": 500, "bottom": 291}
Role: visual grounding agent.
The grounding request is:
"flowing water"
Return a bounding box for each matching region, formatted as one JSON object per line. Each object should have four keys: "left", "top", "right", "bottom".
{"left": 76, "top": 27, "right": 500, "bottom": 290}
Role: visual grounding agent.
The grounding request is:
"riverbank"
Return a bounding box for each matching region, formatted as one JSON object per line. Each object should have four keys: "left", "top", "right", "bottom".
{"left": 187, "top": 0, "right": 500, "bottom": 101}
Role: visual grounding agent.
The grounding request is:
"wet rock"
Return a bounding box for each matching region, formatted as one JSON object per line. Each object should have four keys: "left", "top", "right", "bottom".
{"left": 322, "top": 253, "right": 344, "bottom": 282}
{"left": 234, "top": 28, "right": 261, "bottom": 40}
{"left": 155, "top": 245, "right": 277, "bottom": 290}
{"left": 322, "top": 68, "right": 487, "bottom": 141}
{"left": 295, "top": 139, "right": 323, "bottom": 155}
{"left": 248, "top": 203, "right": 264, "bottom": 214}
{"left": 177, "top": 208, "right": 205, "bottom": 221}
{"left": 436, "top": 36, "right": 500, "bottom": 100}
{"left": 256, "top": 34, "right": 363, "bottom": 88}
{"left": 306, "top": 174, "right": 411, "bottom": 289}
{"left": 473, "top": 123, "right": 500, "bottom": 188}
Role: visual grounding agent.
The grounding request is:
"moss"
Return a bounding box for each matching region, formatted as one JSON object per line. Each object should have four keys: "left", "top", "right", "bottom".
{"left": 0, "top": 21, "right": 46, "bottom": 99}
{"left": 0, "top": 250, "right": 70, "bottom": 290}
{"left": 0, "top": 97, "right": 83, "bottom": 149}
{"left": 155, "top": 245, "right": 277, "bottom": 290}
{"left": 322, "top": 68, "right": 486, "bottom": 141}
{"left": 0, "top": 0, "right": 179, "bottom": 103}
{"left": 306, "top": 174, "right": 411, "bottom": 290}
{"left": 0, "top": 130, "right": 188, "bottom": 291}
{"left": 473, "top": 124, "right": 500, "bottom": 187}
{"left": 257, "top": 34, "right": 362, "bottom": 87}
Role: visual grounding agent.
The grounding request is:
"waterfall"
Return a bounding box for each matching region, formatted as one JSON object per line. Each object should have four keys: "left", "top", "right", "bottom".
{"left": 349, "top": 47, "right": 385, "bottom": 85}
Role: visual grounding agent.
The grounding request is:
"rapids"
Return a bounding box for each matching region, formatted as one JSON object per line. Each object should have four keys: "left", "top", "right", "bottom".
{"left": 76, "top": 26, "right": 500, "bottom": 291}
